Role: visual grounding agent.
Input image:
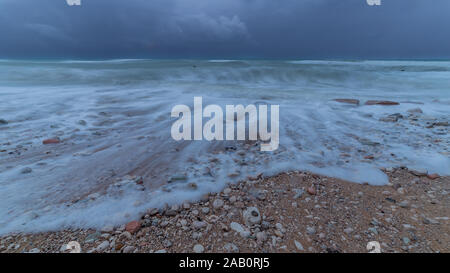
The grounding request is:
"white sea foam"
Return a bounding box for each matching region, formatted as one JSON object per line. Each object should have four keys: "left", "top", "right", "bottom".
{"left": 0, "top": 60, "right": 448, "bottom": 234}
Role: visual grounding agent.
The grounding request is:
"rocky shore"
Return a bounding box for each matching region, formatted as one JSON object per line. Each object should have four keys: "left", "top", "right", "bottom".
{"left": 1, "top": 167, "right": 448, "bottom": 253}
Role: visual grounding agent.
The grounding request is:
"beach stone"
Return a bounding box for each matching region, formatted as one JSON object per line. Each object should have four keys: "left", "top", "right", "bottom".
{"left": 193, "top": 244, "right": 204, "bottom": 253}
{"left": 344, "top": 227, "right": 354, "bottom": 234}
{"left": 120, "top": 231, "right": 132, "bottom": 240}
{"left": 192, "top": 232, "right": 202, "bottom": 240}
{"left": 96, "top": 241, "right": 109, "bottom": 252}
{"left": 294, "top": 240, "right": 304, "bottom": 251}
{"left": 407, "top": 108, "right": 423, "bottom": 114}
{"left": 256, "top": 232, "right": 267, "bottom": 242}
{"left": 101, "top": 225, "right": 114, "bottom": 233}
{"left": 380, "top": 113, "right": 403, "bottom": 122}
{"left": 411, "top": 169, "right": 427, "bottom": 177}
{"left": 154, "top": 249, "right": 167, "bottom": 253}
{"left": 163, "top": 240, "right": 173, "bottom": 248}
{"left": 85, "top": 231, "right": 101, "bottom": 243}
{"left": 21, "top": 167, "right": 32, "bottom": 174}
{"left": 243, "top": 207, "right": 261, "bottom": 227}
{"left": 122, "top": 246, "right": 135, "bottom": 253}
{"left": 202, "top": 207, "right": 210, "bottom": 214}
{"left": 43, "top": 138, "right": 60, "bottom": 144}
{"left": 125, "top": 221, "right": 141, "bottom": 234}
{"left": 230, "top": 222, "right": 245, "bottom": 233}
{"left": 78, "top": 120, "right": 87, "bottom": 126}
{"left": 334, "top": 99, "right": 359, "bottom": 105}
{"left": 422, "top": 217, "right": 439, "bottom": 225}
{"left": 307, "top": 187, "right": 316, "bottom": 195}
{"left": 399, "top": 200, "right": 409, "bottom": 208}
{"left": 427, "top": 173, "right": 439, "bottom": 180}
{"left": 28, "top": 248, "right": 40, "bottom": 253}
{"left": 223, "top": 188, "right": 232, "bottom": 195}
{"left": 433, "top": 121, "right": 449, "bottom": 127}
{"left": 213, "top": 199, "right": 224, "bottom": 209}
{"left": 293, "top": 189, "right": 304, "bottom": 198}
{"left": 192, "top": 221, "right": 207, "bottom": 230}
{"left": 169, "top": 175, "right": 187, "bottom": 183}
{"left": 306, "top": 226, "right": 316, "bottom": 235}
{"left": 224, "top": 243, "right": 239, "bottom": 253}
{"left": 402, "top": 237, "right": 410, "bottom": 245}
{"left": 368, "top": 227, "right": 378, "bottom": 235}
{"left": 165, "top": 206, "right": 178, "bottom": 216}
{"left": 365, "top": 100, "right": 399, "bottom": 106}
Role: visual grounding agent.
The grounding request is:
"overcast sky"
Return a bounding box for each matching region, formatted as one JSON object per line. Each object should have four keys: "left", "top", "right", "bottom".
{"left": 1, "top": 0, "right": 449, "bottom": 59}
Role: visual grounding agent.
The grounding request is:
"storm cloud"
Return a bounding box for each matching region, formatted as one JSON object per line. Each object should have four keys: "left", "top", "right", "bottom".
{"left": 0, "top": 0, "right": 449, "bottom": 59}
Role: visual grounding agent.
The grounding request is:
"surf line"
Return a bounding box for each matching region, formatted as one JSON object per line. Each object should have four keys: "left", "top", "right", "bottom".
{"left": 171, "top": 97, "right": 279, "bottom": 151}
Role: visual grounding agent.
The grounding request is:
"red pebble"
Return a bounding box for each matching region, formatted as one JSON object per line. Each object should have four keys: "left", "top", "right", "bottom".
{"left": 125, "top": 221, "right": 141, "bottom": 234}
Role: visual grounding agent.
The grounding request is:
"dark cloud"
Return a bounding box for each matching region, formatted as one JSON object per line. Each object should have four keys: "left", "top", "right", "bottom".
{"left": 0, "top": 0, "right": 449, "bottom": 59}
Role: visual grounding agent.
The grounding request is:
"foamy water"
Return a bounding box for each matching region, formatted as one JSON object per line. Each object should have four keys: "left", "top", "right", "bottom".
{"left": 0, "top": 59, "right": 449, "bottom": 234}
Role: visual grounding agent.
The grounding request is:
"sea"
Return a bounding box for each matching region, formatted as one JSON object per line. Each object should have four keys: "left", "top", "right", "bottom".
{"left": 0, "top": 59, "right": 449, "bottom": 234}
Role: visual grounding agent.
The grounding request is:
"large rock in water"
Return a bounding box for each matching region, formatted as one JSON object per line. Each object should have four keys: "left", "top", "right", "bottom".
{"left": 333, "top": 99, "right": 360, "bottom": 105}
{"left": 43, "top": 138, "right": 60, "bottom": 144}
{"left": 365, "top": 100, "right": 400, "bottom": 106}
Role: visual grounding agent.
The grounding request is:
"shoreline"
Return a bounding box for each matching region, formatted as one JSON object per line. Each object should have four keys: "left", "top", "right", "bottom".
{"left": 1, "top": 167, "right": 448, "bottom": 253}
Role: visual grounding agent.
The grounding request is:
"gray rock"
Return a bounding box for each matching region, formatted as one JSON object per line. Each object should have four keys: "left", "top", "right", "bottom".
{"left": 368, "top": 227, "right": 378, "bottom": 235}
{"left": 243, "top": 207, "right": 261, "bottom": 227}
{"left": 193, "top": 244, "right": 204, "bottom": 253}
{"left": 21, "top": 167, "right": 32, "bottom": 174}
{"left": 402, "top": 237, "right": 410, "bottom": 245}
{"left": 407, "top": 108, "right": 423, "bottom": 114}
{"left": 193, "top": 221, "right": 207, "bottom": 230}
{"left": 78, "top": 120, "right": 87, "bottom": 126}
{"left": 122, "top": 246, "right": 135, "bottom": 253}
{"left": 28, "top": 248, "right": 40, "bottom": 253}
{"left": 224, "top": 243, "right": 239, "bottom": 253}
{"left": 213, "top": 199, "right": 224, "bottom": 209}
{"left": 163, "top": 240, "right": 173, "bottom": 248}
{"left": 168, "top": 175, "right": 187, "bottom": 183}
{"left": 399, "top": 200, "right": 409, "bottom": 208}
{"left": 344, "top": 227, "right": 354, "bottom": 234}
{"left": 293, "top": 189, "right": 305, "bottom": 199}
{"left": 230, "top": 222, "right": 250, "bottom": 237}
{"left": 294, "top": 240, "right": 304, "bottom": 251}
{"left": 96, "top": 241, "right": 109, "bottom": 252}
{"left": 422, "top": 217, "right": 439, "bottom": 225}
{"left": 101, "top": 225, "right": 114, "bottom": 233}
{"left": 202, "top": 207, "right": 210, "bottom": 214}
{"left": 306, "top": 226, "right": 316, "bottom": 235}
{"left": 230, "top": 222, "right": 245, "bottom": 233}
{"left": 85, "top": 231, "right": 102, "bottom": 243}
{"left": 256, "top": 232, "right": 267, "bottom": 242}
{"left": 119, "top": 231, "right": 132, "bottom": 240}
